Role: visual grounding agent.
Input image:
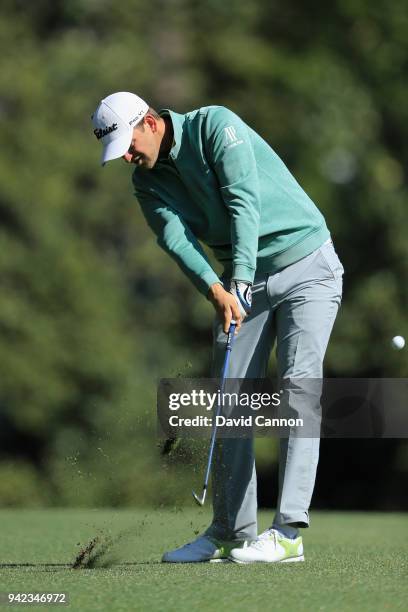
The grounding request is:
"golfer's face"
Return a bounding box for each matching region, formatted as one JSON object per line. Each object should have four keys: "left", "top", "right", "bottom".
{"left": 122, "top": 125, "right": 158, "bottom": 169}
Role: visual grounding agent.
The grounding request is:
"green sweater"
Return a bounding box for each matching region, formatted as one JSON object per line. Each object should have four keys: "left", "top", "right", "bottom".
{"left": 133, "top": 106, "right": 329, "bottom": 295}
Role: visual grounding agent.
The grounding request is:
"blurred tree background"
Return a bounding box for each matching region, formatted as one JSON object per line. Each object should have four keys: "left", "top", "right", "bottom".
{"left": 0, "top": 0, "right": 407, "bottom": 509}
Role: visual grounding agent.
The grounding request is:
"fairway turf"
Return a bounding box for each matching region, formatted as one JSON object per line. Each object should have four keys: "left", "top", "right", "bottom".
{"left": 0, "top": 509, "right": 406, "bottom": 612}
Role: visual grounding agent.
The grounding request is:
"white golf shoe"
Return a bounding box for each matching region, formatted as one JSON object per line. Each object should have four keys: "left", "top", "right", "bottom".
{"left": 162, "top": 535, "right": 246, "bottom": 563}
{"left": 229, "top": 528, "right": 304, "bottom": 564}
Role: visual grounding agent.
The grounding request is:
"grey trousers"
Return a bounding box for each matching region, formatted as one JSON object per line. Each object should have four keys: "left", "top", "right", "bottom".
{"left": 205, "top": 239, "right": 344, "bottom": 541}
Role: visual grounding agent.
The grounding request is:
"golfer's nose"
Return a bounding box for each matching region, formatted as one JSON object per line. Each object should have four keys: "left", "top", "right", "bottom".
{"left": 122, "top": 151, "right": 133, "bottom": 163}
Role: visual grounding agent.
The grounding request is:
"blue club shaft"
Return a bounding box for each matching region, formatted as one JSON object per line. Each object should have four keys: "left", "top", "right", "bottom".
{"left": 195, "top": 321, "right": 237, "bottom": 502}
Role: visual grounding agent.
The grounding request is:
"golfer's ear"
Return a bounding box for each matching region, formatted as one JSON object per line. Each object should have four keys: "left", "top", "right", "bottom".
{"left": 144, "top": 114, "right": 158, "bottom": 132}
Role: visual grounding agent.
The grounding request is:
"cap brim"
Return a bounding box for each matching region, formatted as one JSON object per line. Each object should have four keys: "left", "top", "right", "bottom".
{"left": 100, "top": 132, "right": 132, "bottom": 166}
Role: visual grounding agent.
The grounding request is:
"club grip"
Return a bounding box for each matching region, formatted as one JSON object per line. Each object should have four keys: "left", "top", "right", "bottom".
{"left": 227, "top": 321, "right": 236, "bottom": 346}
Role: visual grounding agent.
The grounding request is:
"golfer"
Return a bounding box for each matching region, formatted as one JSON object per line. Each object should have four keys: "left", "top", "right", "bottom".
{"left": 92, "top": 92, "right": 344, "bottom": 563}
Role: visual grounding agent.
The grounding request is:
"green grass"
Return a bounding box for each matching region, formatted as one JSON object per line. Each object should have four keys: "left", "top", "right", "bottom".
{"left": 0, "top": 509, "right": 406, "bottom": 611}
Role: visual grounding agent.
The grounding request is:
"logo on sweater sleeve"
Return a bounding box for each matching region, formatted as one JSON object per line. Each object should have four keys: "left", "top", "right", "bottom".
{"left": 224, "top": 125, "right": 244, "bottom": 149}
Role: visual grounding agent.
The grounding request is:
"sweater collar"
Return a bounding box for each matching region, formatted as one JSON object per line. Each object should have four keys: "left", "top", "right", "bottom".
{"left": 159, "top": 109, "right": 185, "bottom": 160}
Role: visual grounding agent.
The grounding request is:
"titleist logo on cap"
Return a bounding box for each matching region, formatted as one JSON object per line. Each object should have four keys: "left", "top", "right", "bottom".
{"left": 94, "top": 123, "right": 118, "bottom": 140}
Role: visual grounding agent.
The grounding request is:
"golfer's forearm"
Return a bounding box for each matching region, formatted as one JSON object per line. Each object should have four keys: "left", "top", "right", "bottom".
{"left": 223, "top": 192, "right": 260, "bottom": 283}
{"left": 206, "top": 107, "right": 261, "bottom": 283}
{"left": 137, "top": 194, "right": 221, "bottom": 295}
{"left": 157, "top": 232, "right": 221, "bottom": 295}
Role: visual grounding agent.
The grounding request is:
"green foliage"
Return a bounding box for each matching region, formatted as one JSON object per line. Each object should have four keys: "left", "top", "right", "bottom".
{"left": 0, "top": 0, "right": 407, "bottom": 507}
{"left": 0, "top": 462, "right": 48, "bottom": 506}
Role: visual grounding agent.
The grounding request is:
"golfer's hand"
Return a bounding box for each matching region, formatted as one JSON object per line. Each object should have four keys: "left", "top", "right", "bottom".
{"left": 208, "top": 283, "right": 242, "bottom": 333}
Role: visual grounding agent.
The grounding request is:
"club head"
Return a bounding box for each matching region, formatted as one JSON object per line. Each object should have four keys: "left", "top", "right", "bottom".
{"left": 192, "top": 489, "right": 206, "bottom": 506}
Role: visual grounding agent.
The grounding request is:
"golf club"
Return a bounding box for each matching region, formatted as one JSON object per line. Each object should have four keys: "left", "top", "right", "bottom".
{"left": 192, "top": 319, "right": 237, "bottom": 506}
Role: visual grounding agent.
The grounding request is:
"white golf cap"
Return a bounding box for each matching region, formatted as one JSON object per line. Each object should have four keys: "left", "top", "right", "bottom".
{"left": 92, "top": 92, "right": 149, "bottom": 165}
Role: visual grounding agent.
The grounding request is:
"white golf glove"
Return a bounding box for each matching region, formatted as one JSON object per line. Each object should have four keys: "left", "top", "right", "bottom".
{"left": 229, "top": 280, "right": 252, "bottom": 321}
